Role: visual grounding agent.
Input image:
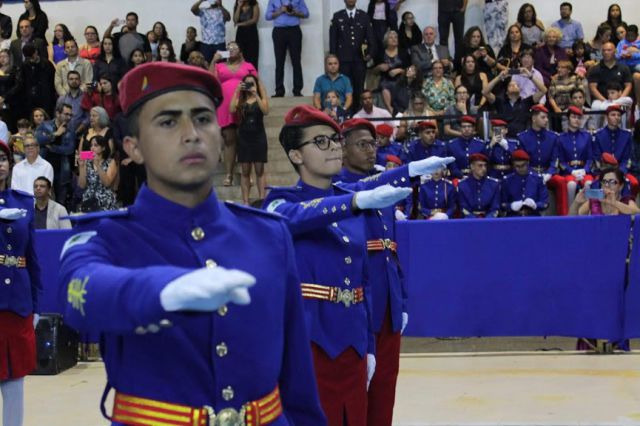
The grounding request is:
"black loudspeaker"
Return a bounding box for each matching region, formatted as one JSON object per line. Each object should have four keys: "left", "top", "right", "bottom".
{"left": 31, "top": 313, "right": 79, "bottom": 375}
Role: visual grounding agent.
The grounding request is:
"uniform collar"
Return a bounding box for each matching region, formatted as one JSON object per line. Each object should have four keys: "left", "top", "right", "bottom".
{"left": 297, "top": 179, "right": 336, "bottom": 197}
{"left": 131, "top": 184, "right": 221, "bottom": 225}
{"left": 338, "top": 168, "right": 368, "bottom": 181}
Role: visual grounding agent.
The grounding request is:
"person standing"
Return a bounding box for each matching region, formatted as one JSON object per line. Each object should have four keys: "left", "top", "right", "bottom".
{"left": 551, "top": 2, "right": 584, "bottom": 54}
{"left": 265, "top": 0, "right": 309, "bottom": 97}
{"left": 484, "top": 0, "right": 508, "bottom": 53}
{"left": 0, "top": 141, "right": 41, "bottom": 426}
{"left": 234, "top": 0, "right": 260, "bottom": 70}
{"left": 104, "top": 12, "right": 152, "bottom": 63}
{"left": 16, "top": 0, "right": 48, "bottom": 41}
{"left": 191, "top": 0, "right": 231, "bottom": 63}
{"left": 330, "top": 0, "right": 375, "bottom": 113}
{"left": 54, "top": 39, "right": 93, "bottom": 96}
{"left": 58, "top": 62, "right": 327, "bottom": 426}
{"left": 438, "top": 0, "right": 467, "bottom": 58}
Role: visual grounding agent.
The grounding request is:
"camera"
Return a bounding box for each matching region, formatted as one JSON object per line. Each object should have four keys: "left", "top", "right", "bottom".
{"left": 285, "top": 3, "right": 293, "bottom": 13}
{"left": 88, "top": 81, "right": 99, "bottom": 91}
{"left": 243, "top": 81, "right": 254, "bottom": 90}
{"left": 508, "top": 69, "right": 521, "bottom": 76}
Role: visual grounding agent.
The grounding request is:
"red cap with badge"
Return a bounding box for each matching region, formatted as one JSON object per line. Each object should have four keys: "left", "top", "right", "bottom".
{"left": 490, "top": 119, "right": 508, "bottom": 127}
{"left": 417, "top": 120, "right": 438, "bottom": 130}
{"left": 530, "top": 104, "right": 549, "bottom": 114}
{"left": 283, "top": 105, "right": 342, "bottom": 134}
{"left": 342, "top": 118, "right": 376, "bottom": 137}
{"left": 385, "top": 154, "right": 402, "bottom": 166}
{"left": 601, "top": 152, "right": 619, "bottom": 166}
{"left": 567, "top": 105, "right": 583, "bottom": 117}
{"left": 375, "top": 123, "right": 394, "bottom": 137}
{"left": 460, "top": 115, "right": 476, "bottom": 125}
{"left": 511, "top": 149, "right": 530, "bottom": 162}
{"left": 605, "top": 104, "right": 623, "bottom": 115}
{"left": 469, "top": 153, "right": 489, "bottom": 163}
{"left": 119, "top": 62, "right": 223, "bottom": 116}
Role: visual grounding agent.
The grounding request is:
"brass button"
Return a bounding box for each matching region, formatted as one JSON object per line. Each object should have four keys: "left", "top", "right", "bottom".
{"left": 147, "top": 324, "right": 160, "bottom": 333}
{"left": 4, "top": 278, "right": 9, "bottom": 285}
{"left": 6, "top": 227, "right": 12, "bottom": 234}
{"left": 134, "top": 326, "right": 146, "bottom": 335}
{"left": 191, "top": 227, "right": 205, "bottom": 241}
{"left": 344, "top": 277, "right": 351, "bottom": 286}
{"left": 216, "top": 342, "right": 228, "bottom": 357}
{"left": 342, "top": 236, "right": 350, "bottom": 243}
{"left": 159, "top": 319, "right": 173, "bottom": 328}
{"left": 341, "top": 204, "right": 347, "bottom": 211}
{"left": 222, "top": 386, "right": 234, "bottom": 401}
{"left": 218, "top": 305, "right": 228, "bottom": 316}
{"left": 332, "top": 222, "right": 338, "bottom": 227}
{"left": 205, "top": 259, "right": 217, "bottom": 268}
{"left": 344, "top": 257, "right": 352, "bottom": 265}
{"left": 0, "top": 199, "right": 5, "bottom": 205}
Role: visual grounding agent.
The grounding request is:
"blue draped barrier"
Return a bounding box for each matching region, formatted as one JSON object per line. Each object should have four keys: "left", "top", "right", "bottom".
{"left": 397, "top": 216, "right": 636, "bottom": 340}
{"left": 35, "top": 229, "right": 72, "bottom": 314}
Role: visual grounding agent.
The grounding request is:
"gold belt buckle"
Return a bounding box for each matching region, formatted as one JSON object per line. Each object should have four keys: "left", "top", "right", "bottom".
{"left": 205, "top": 406, "right": 245, "bottom": 426}
{"left": 4, "top": 256, "right": 18, "bottom": 267}
{"left": 336, "top": 288, "right": 354, "bottom": 307}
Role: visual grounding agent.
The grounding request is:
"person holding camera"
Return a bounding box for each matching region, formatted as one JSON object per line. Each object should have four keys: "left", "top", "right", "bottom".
{"left": 575, "top": 168, "right": 639, "bottom": 216}
{"left": 80, "top": 74, "right": 121, "bottom": 120}
{"left": 229, "top": 74, "right": 268, "bottom": 205}
{"left": 487, "top": 119, "right": 520, "bottom": 181}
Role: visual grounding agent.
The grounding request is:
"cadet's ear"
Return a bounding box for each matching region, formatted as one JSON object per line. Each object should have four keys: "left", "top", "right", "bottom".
{"left": 123, "top": 136, "right": 144, "bottom": 165}
{"left": 288, "top": 149, "right": 303, "bottom": 166}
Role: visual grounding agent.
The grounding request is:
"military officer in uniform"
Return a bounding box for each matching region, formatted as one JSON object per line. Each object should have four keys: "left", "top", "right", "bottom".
{"left": 501, "top": 149, "right": 549, "bottom": 216}
{"left": 0, "top": 142, "right": 41, "bottom": 426}
{"left": 447, "top": 116, "right": 488, "bottom": 180}
{"left": 330, "top": 0, "right": 375, "bottom": 113}
{"left": 333, "top": 118, "right": 408, "bottom": 426}
{"left": 592, "top": 104, "right": 639, "bottom": 197}
{"left": 57, "top": 63, "right": 327, "bottom": 426}
{"left": 264, "top": 105, "right": 451, "bottom": 426}
{"left": 375, "top": 124, "right": 402, "bottom": 168}
{"left": 457, "top": 153, "right": 501, "bottom": 218}
{"left": 557, "top": 106, "right": 594, "bottom": 209}
{"left": 488, "top": 119, "right": 520, "bottom": 180}
{"left": 401, "top": 121, "right": 447, "bottom": 164}
{"left": 517, "top": 105, "right": 566, "bottom": 214}
{"left": 414, "top": 168, "right": 457, "bottom": 220}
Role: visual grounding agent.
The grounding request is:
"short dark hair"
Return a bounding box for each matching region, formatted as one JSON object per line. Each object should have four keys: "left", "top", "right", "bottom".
{"left": 570, "top": 87, "right": 585, "bottom": 98}
{"left": 67, "top": 70, "right": 81, "bottom": 80}
{"left": 56, "top": 102, "right": 73, "bottom": 114}
{"left": 278, "top": 125, "right": 305, "bottom": 172}
{"left": 34, "top": 176, "right": 52, "bottom": 188}
{"left": 21, "top": 43, "right": 36, "bottom": 58}
{"left": 127, "top": 107, "right": 142, "bottom": 138}
{"left": 126, "top": 12, "right": 139, "bottom": 22}
{"left": 16, "top": 119, "right": 31, "bottom": 129}
{"left": 627, "top": 25, "right": 639, "bottom": 35}
{"left": 560, "top": 2, "right": 572, "bottom": 10}
{"left": 606, "top": 81, "right": 623, "bottom": 92}
{"left": 64, "top": 38, "right": 78, "bottom": 48}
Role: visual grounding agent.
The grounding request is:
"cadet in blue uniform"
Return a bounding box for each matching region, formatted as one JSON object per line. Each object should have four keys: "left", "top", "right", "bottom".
{"left": 457, "top": 153, "right": 501, "bottom": 218}
{"left": 488, "top": 119, "right": 520, "bottom": 180}
{"left": 557, "top": 106, "right": 594, "bottom": 209}
{"left": 517, "top": 105, "right": 567, "bottom": 214}
{"left": 333, "top": 118, "right": 408, "bottom": 426}
{"left": 0, "top": 142, "right": 41, "bottom": 426}
{"left": 375, "top": 124, "right": 402, "bottom": 168}
{"left": 414, "top": 168, "right": 457, "bottom": 219}
{"left": 57, "top": 63, "right": 326, "bottom": 426}
{"left": 501, "top": 149, "right": 550, "bottom": 216}
{"left": 401, "top": 121, "right": 447, "bottom": 164}
{"left": 263, "top": 106, "right": 451, "bottom": 426}
{"left": 447, "top": 116, "right": 488, "bottom": 180}
{"left": 592, "top": 104, "right": 639, "bottom": 197}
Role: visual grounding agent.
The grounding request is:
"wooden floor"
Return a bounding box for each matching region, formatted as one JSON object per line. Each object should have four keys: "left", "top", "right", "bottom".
{"left": 7, "top": 349, "right": 640, "bottom": 426}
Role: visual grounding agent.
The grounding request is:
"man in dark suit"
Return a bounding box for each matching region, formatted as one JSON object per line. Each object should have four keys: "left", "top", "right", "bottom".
{"left": 10, "top": 19, "right": 46, "bottom": 67}
{"left": 0, "top": 1, "right": 12, "bottom": 41}
{"left": 411, "top": 26, "right": 453, "bottom": 78}
{"left": 330, "top": 0, "right": 375, "bottom": 114}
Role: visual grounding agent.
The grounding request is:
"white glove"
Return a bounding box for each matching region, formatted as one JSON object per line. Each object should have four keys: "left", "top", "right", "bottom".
{"left": 523, "top": 198, "right": 537, "bottom": 209}
{"left": 160, "top": 267, "right": 256, "bottom": 312}
{"left": 431, "top": 212, "right": 449, "bottom": 220}
{"left": 354, "top": 184, "right": 412, "bottom": 210}
{"left": 367, "top": 354, "right": 376, "bottom": 390}
{"left": 408, "top": 156, "right": 455, "bottom": 177}
{"left": 571, "top": 169, "right": 586, "bottom": 182}
{"left": 373, "top": 164, "right": 386, "bottom": 172}
{"left": 394, "top": 209, "right": 407, "bottom": 221}
{"left": 0, "top": 208, "right": 27, "bottom": 220}
{"left": 33, "top": 313, "right": 40, "bottom": 329}
{"left": 401, "top": 312, "right": 408, "bottom": 334}
{"left": 499, "top": 138, "right": 509, "bottom": 150}
{"left": 510, "top": 200, "right": 523, "bottom": 211}
{"left": 419, "top": 174, "right": 431, "bottom": 184}
{"left": 542, "top": 173, "right": 551, "bottom": 184}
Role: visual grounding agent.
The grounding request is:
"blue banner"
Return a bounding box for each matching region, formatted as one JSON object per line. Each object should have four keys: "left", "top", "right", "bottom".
{"left": 35, "top": 229, "right": 72, "bottom": 313}
{"left": 397, "top": 216, "right": 632, "bottom": 340}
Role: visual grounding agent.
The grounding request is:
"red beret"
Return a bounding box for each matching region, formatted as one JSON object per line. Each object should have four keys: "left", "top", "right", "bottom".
{"left": 530, "top": 104, "right": 549, "bottom": 114}
{"left": 119, "top": 62, "right": 223, "bottom": 115}
{"left": 490, "top": 119, "right": 508, "bottom": 127}
{"left": 511, "top": 149, "right": 530, "bottom": 161}
{"left": 460, "top": 115, "right": 476, "bottom": 125}
{"left": 375, "top": 123, "right": 394, "bottom": 137}
{"left": 342, "top": 118, "right": 376, "bottom": 137}
{"left": 469, "top": 153, "right": 489, "bottom": 163}
{"left": 606, "top": 104, "right": 623, "bottom": 114}
{"left": 283, "top": 105, "right": 341, "bottom": 134}
{"left": 601, "top": 152, "right": 618, "bottom": 166}
{"left": 567, "top": 105, "right": 583, "bottom": 116}
{"left": 385, "top": 154, "right": 402, "bottom": 166}
{"left": 417, "top": 120, "right": 437, "bottom": 130}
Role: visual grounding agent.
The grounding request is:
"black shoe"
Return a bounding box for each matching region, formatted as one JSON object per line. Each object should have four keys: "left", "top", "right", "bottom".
{"left": 272, "top": 93, "right": 285, "bottom": 98}
{"left": 293, "top": 92, "right": 303, "bottom": 97}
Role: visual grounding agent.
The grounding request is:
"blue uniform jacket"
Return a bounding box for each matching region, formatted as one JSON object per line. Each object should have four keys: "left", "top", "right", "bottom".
{"left": 400, "top": 138, "right": 447, "bottom": 164}
{"left": 447, "top": 137, "right": 488, "bottom": 178}
{"left": 414, "top": 178, "right": 457, "bottom": 218}
{"left": 376, "top": 143, "right": 404, "bottom": 167}
{"left": 488, "top": 139, "right": 520, "bottom": 180}
{"left": 593, "top": 126, "right": 633, "bottom": 173}
{"left": 457, "top": 176, "right": 501, "bottom": 218}
{"left": 57, "top": 185, "right": 326, "bottom": 426}
{"left": 501, "top": 171, "right": 549, "bottom": 215}
{"left": 558, "top": 129, "right": 593, "bottom": 174}
{"left": 517, "top": 129, "right": 560, "bottom": 174}
{"left": 0, "top": 190, "right": 41, "bottom": 317}
{"left": 334, "top": 168, "right": 407, "bottom": 334}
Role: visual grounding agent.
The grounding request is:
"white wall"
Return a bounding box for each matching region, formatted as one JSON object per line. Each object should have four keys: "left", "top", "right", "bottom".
{"left": 2, "top": 0, "right": 639, "bottom": 95}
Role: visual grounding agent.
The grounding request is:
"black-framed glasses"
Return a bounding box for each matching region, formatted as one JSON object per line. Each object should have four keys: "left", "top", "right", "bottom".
{"left": 297, "top": 134, "right": 344, "bottom": 150}
{"left": 601, "top": 179, "right": 620, "bottom": 187}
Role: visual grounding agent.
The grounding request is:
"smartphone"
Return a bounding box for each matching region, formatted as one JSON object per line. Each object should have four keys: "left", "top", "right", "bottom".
{"left": 219, "top": 50, "right": 230, "bottom": 59}
{"left": 508, "top": 68, "right": 520, "bottom": 76}
{"left": 585, "top": 188, "right": 604, "bottom": 200}
{"left": 492, "top": 127, "right": 502, "bottom": 137}
{"left": 79, "top": 151, "right": 95, "bottom": 161}
{"left": 323, "top": 100, "right": 331, "bottom": 110}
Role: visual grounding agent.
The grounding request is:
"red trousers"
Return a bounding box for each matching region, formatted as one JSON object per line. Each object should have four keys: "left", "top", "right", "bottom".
{"left": 553, "top": 174, "right": 595, "bottom": 215}
{"left": 0, "top": 312, "right": 35, "bottom": 380}
{"left": 311, "top": 343, "right": 367, "bottom": 426}
{"left": 367, "top": 308, "right": 401, "bottom": 426}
